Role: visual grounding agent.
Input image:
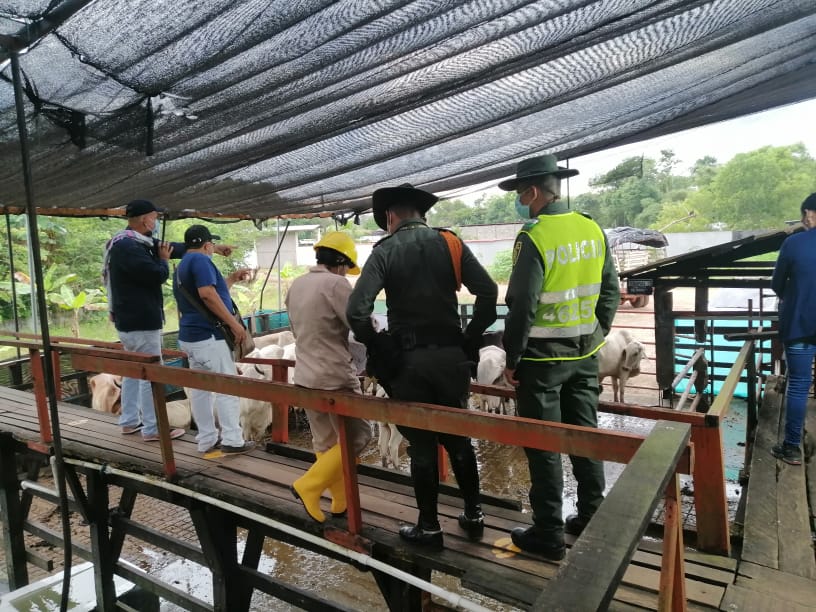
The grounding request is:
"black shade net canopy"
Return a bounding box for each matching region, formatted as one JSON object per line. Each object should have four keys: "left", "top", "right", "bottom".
{"left": 1, "top": 0, "right": 814, "bottom": 221}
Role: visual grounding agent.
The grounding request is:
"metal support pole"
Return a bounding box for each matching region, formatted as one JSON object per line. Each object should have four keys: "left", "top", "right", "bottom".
{"left": 4, "top": 213, "right": 21, "bottom": 359}
{"left": 0, "top": 432, "right": 28, "bottom": 589}
{"left": 10, "top": 51, "right": 73, "bottom": 612}
{"left": 86, "top": 470, "right": 117, "bottom": 610}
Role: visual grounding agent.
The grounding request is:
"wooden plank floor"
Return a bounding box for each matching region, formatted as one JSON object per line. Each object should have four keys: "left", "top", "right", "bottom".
{"left": 726, "top": 375, "right": 816, "bottom": 609}
{"left": 0, "top": 387, "right": 736, "bottom": 610}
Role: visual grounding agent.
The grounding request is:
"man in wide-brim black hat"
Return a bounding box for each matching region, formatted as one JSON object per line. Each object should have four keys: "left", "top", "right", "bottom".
{"left": 498, "top": 154, "right": 621, "bottom": 560}
{"left": 497, "top": 154, "right": 579, "bottom": 191}
{"left": 347, "top": 183, "right": 498, "bottom": 549}
{"left": 371, "top": 183, "right": 438, "bottom": 231}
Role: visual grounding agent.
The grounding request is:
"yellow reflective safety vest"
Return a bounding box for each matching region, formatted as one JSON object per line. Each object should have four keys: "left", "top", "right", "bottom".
{"left": 521, "top": 212, "right": 606, "bottom": 360}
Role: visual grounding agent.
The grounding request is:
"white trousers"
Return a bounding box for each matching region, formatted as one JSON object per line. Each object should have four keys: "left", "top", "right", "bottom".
{"left": 179, "top": 336, "right": 244, "bottom": 451}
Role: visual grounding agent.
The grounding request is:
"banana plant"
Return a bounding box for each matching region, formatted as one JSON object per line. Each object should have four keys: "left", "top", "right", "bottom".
{"left": 47, "top": 286, "right": 107, "bottom": 337}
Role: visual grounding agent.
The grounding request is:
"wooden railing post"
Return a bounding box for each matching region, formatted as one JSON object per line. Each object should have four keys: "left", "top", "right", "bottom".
{"left": 336, "top": 415, "right": 362, "bottom": 535}
{"left": 27, "top": 348, "right": 52, "bottom": 444}
{"left": 658, "top": 472, "right": 687, "bottom": 611}
{"left": 269, "top": 363, "right": 289, "bottom": 443}
{"left": 49, "top": 349, "right": 62, "bottom": 401}
{"left": 690, "top": 423, "right": 729, "bottom": 554}
{"left": 437, "top": 444, "right": 448, "bottom": 481}
{"left": 150, "top": 381, "right": 177, "bottom": 480}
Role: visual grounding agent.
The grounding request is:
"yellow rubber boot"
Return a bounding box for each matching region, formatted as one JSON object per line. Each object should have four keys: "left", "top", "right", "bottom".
{"left": 315, "top": 450, "right": 351, "bottom": 517}
{"left": 328, "top": 473, "right": 347, "bottom": 517}
{"left": 291, "top": 444, "right": 343, "bottom": 523}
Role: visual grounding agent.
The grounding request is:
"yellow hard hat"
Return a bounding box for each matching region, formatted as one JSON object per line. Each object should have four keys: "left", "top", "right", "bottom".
{"left": 313, "top": 231, "right": 360, "bottom": 275}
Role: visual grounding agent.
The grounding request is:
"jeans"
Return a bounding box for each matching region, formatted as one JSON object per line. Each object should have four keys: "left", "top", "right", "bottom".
{"left": 783, "top": 341, "right": 816, "bottom": 446}
{"left": 179, "top": 336, "right": 244, "bottom": 451}
{"left": 117, "top": 329, "right": 162, "bottom": 436}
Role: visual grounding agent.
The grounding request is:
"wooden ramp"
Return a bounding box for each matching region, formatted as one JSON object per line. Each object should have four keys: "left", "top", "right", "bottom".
{"left": 0, "top": 386, "right": 734, "bottom": 610}
{"left": 729, "top": 374, "right": 816, "bottom": 610}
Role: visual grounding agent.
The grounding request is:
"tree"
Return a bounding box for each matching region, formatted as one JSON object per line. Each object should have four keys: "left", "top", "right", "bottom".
{"left": 692, "top": 144, "right": 816, "bottom": 229}
{"left": 589, "top": 156, "right": 649, "bottom": 188}
{"left": 651, "top": 202, "right": 711, "bottom": 232}
{"left": 656, "top": 149, "right": 680, "bottom": 194}
{"left": 477, "top": 192, "right": 518, "bottom": 224}
{"left": 48, "top": 286, "right": 107, "bottom": 337}
{"left": 690, "top": 156, "right": 719, "bottom": 188}
{"left": 425, "top": 198, "right": 472, "bottom": 227}
{"left": 488, "top": 249, "right": 514, "bottom": 282}
{"left": 593, "top": 176, "right": 662, "bottom": 228}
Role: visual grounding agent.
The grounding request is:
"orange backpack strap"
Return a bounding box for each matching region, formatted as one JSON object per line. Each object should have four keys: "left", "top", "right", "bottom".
{"left": 439, "top": 229, "right": 462, "bottom": 290}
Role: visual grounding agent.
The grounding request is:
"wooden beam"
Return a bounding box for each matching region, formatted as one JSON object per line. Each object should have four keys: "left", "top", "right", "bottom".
{"left": 658, "top": 474, "right": 687, "bottom": 611}
{"left": 706, "top": 340, "right": 752, "bottom": 424}
{"left": 532, "top": 420, "right": 692, "bottom": 611}
{"left": 68, "top": 351, "right": 692, "bottom": 472}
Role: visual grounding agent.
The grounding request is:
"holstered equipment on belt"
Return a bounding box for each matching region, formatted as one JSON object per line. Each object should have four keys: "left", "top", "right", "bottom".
{"left": 395, "top": 326, "right": 464, "bottom": 350}
{"left": 366, "top": 331, "right": 403, "bottom": 393}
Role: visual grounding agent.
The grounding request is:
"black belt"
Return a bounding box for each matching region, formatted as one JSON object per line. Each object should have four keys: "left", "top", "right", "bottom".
{"left": 395, "top": 327, "right": 463, "bottom": 350}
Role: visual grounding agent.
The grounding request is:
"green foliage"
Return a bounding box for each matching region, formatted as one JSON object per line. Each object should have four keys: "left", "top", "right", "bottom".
{"left": 488, "top": 249, "right": 514, "bottom": 282}
{"left": 690, "top": 156, "right": 719, "bottom": 188}
{"left": 589, "top": 156, "right": 647, "bottom": 187}
{"left": 581, "top": 143, "right": 815, "bottom": 232}
{"left": 651, "top": 202, "right": 712, "bottom": 232}
{"left": 426, "top": 193, "right": 519, "bottom": 227}
{"left": 686, "top": 144, "right": 816, "bottom": 230}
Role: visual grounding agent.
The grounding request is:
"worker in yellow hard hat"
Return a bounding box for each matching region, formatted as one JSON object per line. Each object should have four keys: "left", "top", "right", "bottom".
{"left": 285, "top": 231, "right": 372, "bottom": 522}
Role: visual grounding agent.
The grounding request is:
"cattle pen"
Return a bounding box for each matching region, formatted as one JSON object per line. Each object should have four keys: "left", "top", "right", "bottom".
{"left": 0, "top": 331, "right": 814, "bottom": 611}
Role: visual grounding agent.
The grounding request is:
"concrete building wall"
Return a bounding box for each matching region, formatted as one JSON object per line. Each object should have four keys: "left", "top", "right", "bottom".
{"left": 662, "top": 231, "right": 733, "bottom": 258}
{"left": 256, "top": 234, "right": 299, "bottom": 268}
{"left": 257, "top": 227, "right": 760, "bottom": 272}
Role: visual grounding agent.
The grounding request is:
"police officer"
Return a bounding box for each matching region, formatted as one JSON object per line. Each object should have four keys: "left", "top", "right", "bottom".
{"left": 347, "top": 184, "right": 498, "bottom": 549}
{"left": 499, "top": 155, "right": 620, "bottom": 560}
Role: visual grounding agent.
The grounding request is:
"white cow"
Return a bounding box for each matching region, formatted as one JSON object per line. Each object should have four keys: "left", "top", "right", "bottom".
{"left": 235, "top": 363, "right": 275, "bottom": 442}
{"left": 246, "top": 343, "right": 284, "bottom": 360}
{"left": 252, "top": 330, "right": 295, "bottom": 350}
{"left": 371, "top": 384, "right": 404, "bottom": 469}
{"left": 89, "top": 373, "right": 122, "bottom": 415}
{"left": 598, "top": 329, "right": 646, "bottom": 403}
{"left": 472, "top": 345, "right": 514, "bottom": 415}
{"left": 164, "top": 398, "right": 192, "bottom": 429}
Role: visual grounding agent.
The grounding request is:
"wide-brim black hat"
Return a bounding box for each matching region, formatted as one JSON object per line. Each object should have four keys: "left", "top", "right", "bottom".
{"left": 371, "top": 183, "right": 438, "bottom": 230}
{"left": 498, "top": 154, "right": 579, "bottom": 191}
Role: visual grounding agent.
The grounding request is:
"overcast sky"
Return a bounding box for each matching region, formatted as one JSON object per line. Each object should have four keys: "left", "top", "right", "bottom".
{"left": 458, "top": 97, "right": 816, "bottom": 203}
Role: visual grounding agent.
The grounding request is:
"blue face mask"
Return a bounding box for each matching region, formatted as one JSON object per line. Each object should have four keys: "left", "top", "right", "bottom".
{"left": 515, "top": 194, "right": 531, "bottom": 219}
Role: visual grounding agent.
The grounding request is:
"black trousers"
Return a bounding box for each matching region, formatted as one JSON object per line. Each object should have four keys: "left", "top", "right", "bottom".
{"left": 390, "top": 345, "right": 481, "bottom": 525}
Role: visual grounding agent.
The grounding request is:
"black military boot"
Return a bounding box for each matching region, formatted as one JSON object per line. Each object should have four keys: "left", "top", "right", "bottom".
{"left": 457, "top": 507, "right": 485, "bottom": 540}
{"left": 510, "top": 526, "right": 565, "bottom": 561}
{"left": 448, "top": 446, "right": 485, "bottom": 540}
{"left": 400, "top": 459, "right": 443, "bottom": 549}
{"left": 564, "top": 513, "right": 592, "bottom": 537}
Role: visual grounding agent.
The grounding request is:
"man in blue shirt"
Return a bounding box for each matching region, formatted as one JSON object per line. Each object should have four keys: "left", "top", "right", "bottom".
{"left": 174, "top": 225, "right": 254, "bottom": 455}
{"left": 770, "top": 192, "right": 816, "bottom": 466}
{"left": 103, "top": 199, "right": 188, "bottom": 442}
